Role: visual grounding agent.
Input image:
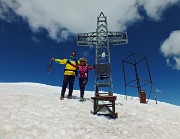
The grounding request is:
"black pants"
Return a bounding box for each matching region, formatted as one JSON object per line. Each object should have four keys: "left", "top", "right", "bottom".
{"left": 79, "top": 78, "right": 88, "bottom": 98}
{"left": 61, "top": 75, "right": 75, "bottom": 97}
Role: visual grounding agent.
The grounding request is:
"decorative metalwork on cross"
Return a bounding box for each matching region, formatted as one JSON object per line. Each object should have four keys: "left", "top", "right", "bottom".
{"left": 77, "top": 12, "right": 128, "bottom": 96}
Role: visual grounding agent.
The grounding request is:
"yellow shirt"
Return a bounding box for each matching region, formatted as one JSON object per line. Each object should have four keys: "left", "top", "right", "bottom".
{"left": 55, "top": 58, "right": 77, "bottom": 76}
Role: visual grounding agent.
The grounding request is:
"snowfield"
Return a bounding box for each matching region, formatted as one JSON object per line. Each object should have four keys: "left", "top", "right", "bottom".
{"left": 0, "top": 83, "right": 179, "bottom": 139}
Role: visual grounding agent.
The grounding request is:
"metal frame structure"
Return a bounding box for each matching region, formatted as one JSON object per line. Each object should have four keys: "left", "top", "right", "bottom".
{"left": 122, "top": 52, "right": 157, "bottom": 104}
{"left": 77, "top": 12, "right": 128, "bottom": 96}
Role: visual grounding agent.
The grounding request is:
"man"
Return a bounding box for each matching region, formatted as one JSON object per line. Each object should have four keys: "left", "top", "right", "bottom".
{"left": 52, "top": 51, "right": 78, "bottom": 100}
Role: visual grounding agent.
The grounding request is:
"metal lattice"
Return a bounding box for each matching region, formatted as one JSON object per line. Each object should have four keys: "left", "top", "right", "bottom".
{"left": 122, "top": 52, "right": 157, "bottom": 104}
{"left": 77, "top": 12, "right": 128, "bottom": 96}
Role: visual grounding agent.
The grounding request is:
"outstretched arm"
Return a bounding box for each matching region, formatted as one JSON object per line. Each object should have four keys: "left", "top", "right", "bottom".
{"left": 67, "top": 61, "right": 79, "bottom": 68}
{"left": 88, "top": 65, "right": 94, "bottom": 70}
{"left": 52, "top": 57, "right": 67, "bottom": 65}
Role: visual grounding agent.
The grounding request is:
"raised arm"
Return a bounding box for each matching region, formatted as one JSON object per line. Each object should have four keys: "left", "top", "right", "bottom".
{"left": 87, "top": 65, "right": 94, "bottom": 70}
{"left": 67, "top": 61, "right": 79, "bottom": 68}
{"left": 52, "top": 57, "right": 67, "bottom": 65}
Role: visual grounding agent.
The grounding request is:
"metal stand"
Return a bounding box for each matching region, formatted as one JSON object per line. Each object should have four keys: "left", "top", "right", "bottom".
{"left": 91, "top": 96, "right": 118, "bottom": 119}
{"left": 122, "top": 52, "right": 157, "bottom": 104}
{"left": 77, "top": 12, "right": 128, "bottom": 118}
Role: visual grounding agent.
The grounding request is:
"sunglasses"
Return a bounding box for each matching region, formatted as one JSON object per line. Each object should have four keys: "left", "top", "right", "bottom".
{"left": 80, "top": 61, "right": 85, "bottom": 62}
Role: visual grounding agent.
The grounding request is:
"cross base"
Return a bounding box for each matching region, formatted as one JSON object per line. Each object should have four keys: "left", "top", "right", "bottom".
{"left": 91, "top": 95, "right": 118, "bottom": 119}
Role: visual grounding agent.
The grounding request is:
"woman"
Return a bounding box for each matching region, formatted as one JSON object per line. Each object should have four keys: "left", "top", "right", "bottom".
{"left": 68, "top": 58, "right": 94, "bottom": 101}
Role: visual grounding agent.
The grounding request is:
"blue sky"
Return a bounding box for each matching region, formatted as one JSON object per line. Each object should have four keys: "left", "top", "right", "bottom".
{"left": 0, "top": 0, "right": 180, "bottom": 105}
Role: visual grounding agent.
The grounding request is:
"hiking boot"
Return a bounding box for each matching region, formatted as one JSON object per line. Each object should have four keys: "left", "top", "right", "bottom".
{"left": 67, "top": 95, "right": 72, "bottom": 99}
{"left": 79, "top": 97, "right": 84, "bottom": 101}
{"left": 60, "top": 96, "right": 64, "bottom": 100}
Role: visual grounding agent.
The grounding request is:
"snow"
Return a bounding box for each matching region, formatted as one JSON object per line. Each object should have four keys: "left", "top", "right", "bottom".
{"left": 0, "top": 83, "right": 179, "bottom": 139}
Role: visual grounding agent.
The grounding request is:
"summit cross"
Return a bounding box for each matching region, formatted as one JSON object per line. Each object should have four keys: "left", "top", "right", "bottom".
{"left": 77, "top": 12, "right": 128, "bottom": 95}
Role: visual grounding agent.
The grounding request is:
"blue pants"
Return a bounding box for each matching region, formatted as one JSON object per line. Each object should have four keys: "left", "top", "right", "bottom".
{"left": 61, "top": 75, "right": 75, "bottom": 97}
{"left": 79, "top": 78, "right": 88, "bottom": 98}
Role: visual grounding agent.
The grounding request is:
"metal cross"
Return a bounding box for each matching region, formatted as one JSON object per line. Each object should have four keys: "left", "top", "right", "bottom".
{"left": 77, "top": 12, "right": 128, "bottom": 95}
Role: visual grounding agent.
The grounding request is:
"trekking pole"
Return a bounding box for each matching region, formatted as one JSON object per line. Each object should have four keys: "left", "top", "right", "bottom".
{"left": 47, "top": 58, "right": 53, "bottom": 73}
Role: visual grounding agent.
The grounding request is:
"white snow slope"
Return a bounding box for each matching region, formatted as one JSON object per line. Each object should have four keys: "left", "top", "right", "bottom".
{"left": 0, "top": 83, "right": 179, "bottom": 139}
